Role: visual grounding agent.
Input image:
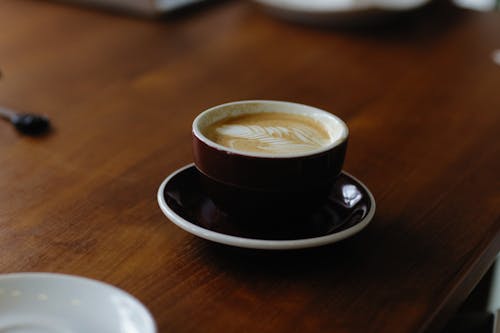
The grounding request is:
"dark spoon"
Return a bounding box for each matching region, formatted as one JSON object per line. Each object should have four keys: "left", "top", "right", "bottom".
{"left": 0, "top": 106, "right": 51, "bottom": 135}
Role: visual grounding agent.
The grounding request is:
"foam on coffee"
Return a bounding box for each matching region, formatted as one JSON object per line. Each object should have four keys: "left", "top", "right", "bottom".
{"left": 203, "top": 112, "right": 335, "bottom": 155}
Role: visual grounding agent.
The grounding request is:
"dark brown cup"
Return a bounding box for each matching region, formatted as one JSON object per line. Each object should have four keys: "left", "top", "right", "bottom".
{"left": 192, "top": 100, "right": 349, "bottom": 218}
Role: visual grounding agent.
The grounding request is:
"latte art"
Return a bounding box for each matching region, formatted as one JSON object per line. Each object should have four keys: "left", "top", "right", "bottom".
{"left": 216, "top": 124, "right": 327, "bottom": 153}
{"left": 204, "top": 112, "right": 333, "bottom": 154}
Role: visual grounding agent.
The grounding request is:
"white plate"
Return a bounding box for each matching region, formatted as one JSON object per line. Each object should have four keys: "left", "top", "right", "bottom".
{"left": 60, "top": 0, "right": 205, "bottom": 15}
{"left": 0, "top": 273, "right": 156, "bottom": 333}
{"left": 254, "top": 0, "right": 432, "bottom": 25}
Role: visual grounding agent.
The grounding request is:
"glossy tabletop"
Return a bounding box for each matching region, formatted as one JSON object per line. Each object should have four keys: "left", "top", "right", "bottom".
{"left": 0, "top": 1, "right": 499, "bottom": 332}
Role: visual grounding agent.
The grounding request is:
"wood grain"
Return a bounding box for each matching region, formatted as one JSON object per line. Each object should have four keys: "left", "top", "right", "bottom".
{"left": 0, "top": 1, "right": 499, "bottom": 332}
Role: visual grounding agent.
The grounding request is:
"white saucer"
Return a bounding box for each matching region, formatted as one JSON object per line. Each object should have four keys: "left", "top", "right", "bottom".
{"left": 157, "top": 164, "right": 376, "bottom": 250}
{"left": 0, "top": 273, "right": 156, "bottom": 333}
{"left": 254, "top": 0, "right": 431, "bottom": 26}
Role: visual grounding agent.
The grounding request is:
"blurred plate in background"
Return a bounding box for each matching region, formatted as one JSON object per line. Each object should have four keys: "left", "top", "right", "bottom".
{"left": 254, "top": 0, "right": 432, "bottom": 26}
{"left": 58, "top": 0, "right": 206, "bottom": 15}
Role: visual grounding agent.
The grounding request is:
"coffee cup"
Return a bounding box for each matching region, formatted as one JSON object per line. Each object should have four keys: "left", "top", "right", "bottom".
{"left": 192, "top": 100, "right": 349, "bottom": 217}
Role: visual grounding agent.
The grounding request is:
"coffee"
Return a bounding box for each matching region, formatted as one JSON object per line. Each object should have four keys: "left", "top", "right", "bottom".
{"left": 203, "top": 112, "right": 333, "bottom": 155}
{"left": 193, "top": 101, "right": 349, "bottom": 217}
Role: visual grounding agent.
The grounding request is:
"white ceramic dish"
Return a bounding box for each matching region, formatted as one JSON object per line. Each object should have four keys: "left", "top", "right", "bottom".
{"left": 61, "top": 0, "right": 205, "bottom": 15}
{"left": 0, "top": 273, "right": 156, "bottom": 333}
{"left": 157, "top": 163, "right": 376, "bottom": 250}
{"left": 254, "top": 0, "right": 432, "bottom": 25}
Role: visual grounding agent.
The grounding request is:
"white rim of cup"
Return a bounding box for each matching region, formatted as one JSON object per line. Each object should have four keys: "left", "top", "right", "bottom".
{"left": 192, "top": 100, "right": 349, "bottom": 159}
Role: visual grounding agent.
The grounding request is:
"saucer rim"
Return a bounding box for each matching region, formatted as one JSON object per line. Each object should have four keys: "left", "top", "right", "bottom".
{"left": 157, "top": 163, "right": 376, "bottom": 250}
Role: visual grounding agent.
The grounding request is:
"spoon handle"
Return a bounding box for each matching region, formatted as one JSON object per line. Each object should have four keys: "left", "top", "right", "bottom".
{"left": 0, "top": 106, "right": 17, "bottom": 121}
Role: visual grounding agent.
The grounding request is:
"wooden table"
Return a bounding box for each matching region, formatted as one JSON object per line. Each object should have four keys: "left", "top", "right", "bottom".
{"left": 0, "top": 1, "right": 499, "bottom": 332}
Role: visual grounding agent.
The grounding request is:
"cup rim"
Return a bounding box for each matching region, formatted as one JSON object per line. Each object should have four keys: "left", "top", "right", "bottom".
{"left": 192, "top": 100, "right": 349, "bottom": 159}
